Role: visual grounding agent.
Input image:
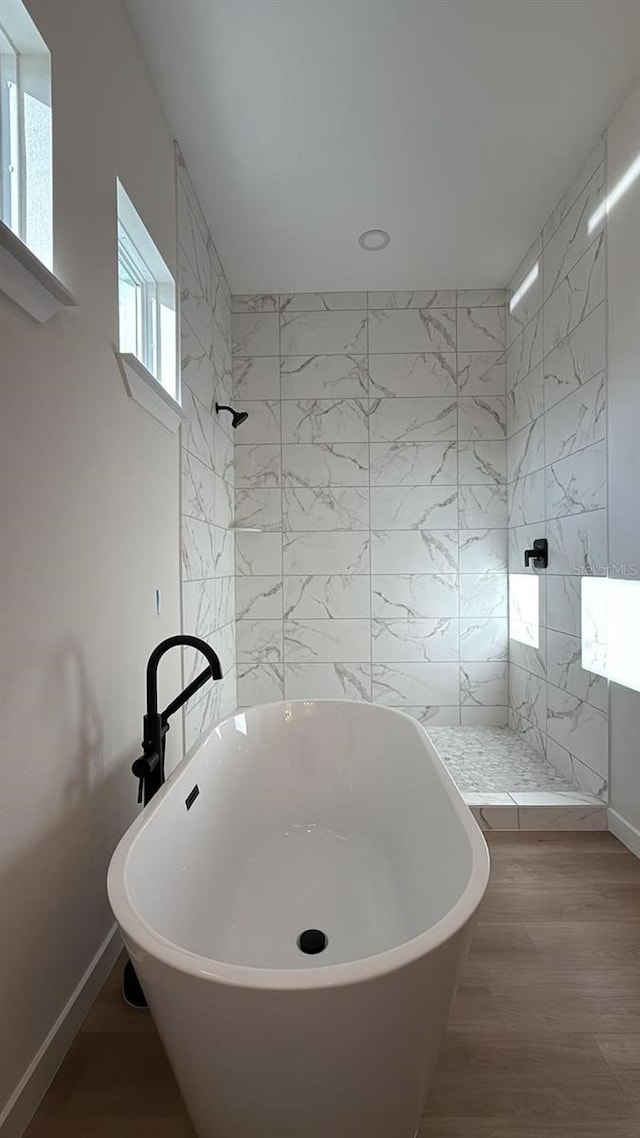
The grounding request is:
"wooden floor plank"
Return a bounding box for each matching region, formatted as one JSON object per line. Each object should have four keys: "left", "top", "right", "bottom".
{"left": 24, "top": 833, "right": 640, "bottom": 1136}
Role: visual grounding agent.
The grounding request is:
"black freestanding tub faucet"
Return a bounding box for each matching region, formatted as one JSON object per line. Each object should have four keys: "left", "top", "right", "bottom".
{"left": 131, "top": 634, "right": 223, "bottom": 807}
{"left": 124, "top": 635, "right": 223, "bottom": 1008}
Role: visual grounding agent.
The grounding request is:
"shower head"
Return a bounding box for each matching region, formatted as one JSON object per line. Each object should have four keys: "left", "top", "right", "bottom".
{"left": 215, "top": 403, "right": 249, "bottom": 429}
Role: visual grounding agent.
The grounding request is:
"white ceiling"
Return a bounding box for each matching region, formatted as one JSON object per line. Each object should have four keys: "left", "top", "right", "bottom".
{"left": 125, "top": 0, "right": 640, "bottom": 293}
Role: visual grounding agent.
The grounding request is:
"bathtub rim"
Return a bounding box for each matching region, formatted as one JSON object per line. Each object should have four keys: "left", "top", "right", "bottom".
{"left": 107, "top": 699, "right": 490, "bottom": 991}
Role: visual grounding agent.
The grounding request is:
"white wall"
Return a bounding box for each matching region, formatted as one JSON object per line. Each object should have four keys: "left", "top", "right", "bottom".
{"left": 606, "top": 74, "right": 640, "bottom": 844}
{"left": 0, "top": 0, "right": 183, "bottom": 1122}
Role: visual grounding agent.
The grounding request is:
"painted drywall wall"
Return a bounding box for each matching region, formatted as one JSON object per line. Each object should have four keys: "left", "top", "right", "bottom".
{"left": 0, "top": 0, "right": 182, "bottom": 1121}
{"left": 606, "top": 74, "right": 640, "bottom": 842}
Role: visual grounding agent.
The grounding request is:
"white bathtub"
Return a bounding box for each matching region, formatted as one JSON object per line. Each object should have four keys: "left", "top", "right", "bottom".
{"left": 108, "top": 700, "right": 489, "bottom": 1138}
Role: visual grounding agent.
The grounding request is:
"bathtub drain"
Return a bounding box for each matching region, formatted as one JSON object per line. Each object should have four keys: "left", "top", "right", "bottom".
{"left": 297, "top": 929, "right": 328, "bottom": 955}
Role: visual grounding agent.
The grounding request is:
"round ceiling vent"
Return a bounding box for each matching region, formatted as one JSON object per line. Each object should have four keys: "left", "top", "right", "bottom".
{"left": 358, "top": 229, "right": 390, "bottom": 252}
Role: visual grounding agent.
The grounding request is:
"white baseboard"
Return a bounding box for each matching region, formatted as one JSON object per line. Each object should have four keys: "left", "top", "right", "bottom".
{"left": 0, "top": 924, "right": 121, "bottom": 1138}
{"left": 608, "top": 808, "right": 640, "bottom": 859}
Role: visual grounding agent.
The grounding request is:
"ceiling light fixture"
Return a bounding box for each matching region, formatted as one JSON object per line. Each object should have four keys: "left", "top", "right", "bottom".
{"left": 359, "top": 229, "right": 390, "bottom": 252}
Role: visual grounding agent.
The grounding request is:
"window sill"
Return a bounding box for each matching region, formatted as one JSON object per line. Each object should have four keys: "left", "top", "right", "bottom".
{"left": 0, "top": 219, "right": 77, "bottom": 323}
{"left": 116, "top": 352, "right": 186, "bottom": 433}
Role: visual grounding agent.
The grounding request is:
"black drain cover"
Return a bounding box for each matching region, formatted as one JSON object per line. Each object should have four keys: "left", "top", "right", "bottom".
{"left": 297, "top": 928, "right": 328, "bottom": 955}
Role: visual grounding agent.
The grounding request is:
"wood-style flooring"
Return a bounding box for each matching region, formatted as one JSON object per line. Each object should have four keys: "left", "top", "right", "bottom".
{"left": 24, "top": 832, "right": 640, "bottom": 1137}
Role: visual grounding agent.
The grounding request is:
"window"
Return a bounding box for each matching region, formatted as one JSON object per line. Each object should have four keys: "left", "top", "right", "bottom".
{"left": 0, "top": 0, "right": 52, "bottom": 268}
{"left": 117, "top": 179, "right": 177, "bottom": 400}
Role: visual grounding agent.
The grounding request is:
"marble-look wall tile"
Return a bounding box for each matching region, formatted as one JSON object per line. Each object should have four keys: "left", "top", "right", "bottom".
{"left": 457, "top": 307, "right": 506, "bottom": 352}
{"left": 506, "top": 364, "right": 544, "bottom": 437}
{"left": 507, "top": 469, "right": 545, "bottom": 528}
{"left": 234, "top": 488, "right": 282, "bottom": 531}
{"left": 371, "top": 530, "right": 458, "bottom": 574}
{"left": 281, "top": 354, "right": 369, "bottom": 399}
{"left": 232, "top": 312, "right": 279, "bottom": 356}
{"left": 284, "top": 663, "right": 372, "bottom": 701}
{"left": 182, "top": 451, "right": 214, "bottom": 522}
{"left": 235, "top": 531, "right": 282, "bottom": 576}
{"left": 369, "top": 352, "right": 456, "bottom": 397}
{"left": 542, "top": 137, "right": 605, "bottom": 246}
{"left": 232, "top": 294, "right": 279, "bottom": 313}
{"left": 545, "top": 738, "right": 607, "bottom": 799}
{"left": 181, "top": 385, "right": 215, "bottom": 468}
{"left": 458, "top": 441, "right": 507, "bottom": 485}
{"left": 546, "top": 628, "right": 608, "bottom": 712}
{"left": 235, "top": 443, "right": 282, "bottom": 488}
{"left": 459, "top": 573, "right": 507, "bottom": 618}
{"left": 545, "top": 441, "right": 606, "bottom": 519}
{"left": 458, "top": 397, "right": 506, "bottom": 440}
{"left": 509, "top": 664, "right": 547, "bottom": 731}
{"left": 460, "top": 662, "right": 508, "bottom": 706}
{"left": 543, "top": 233, "right": 605, "bottom": 358}
{"left": 372, "top": 662, "right": 460, "bottom": 706}
{"left": 459, "top": 618, "right": 508, "bottom": 661}
{"left": 369, "top": 290, "right": 456, "bottom": 309}
{"left": 457, "top": 288, "right": 506, "bottom": 308}
{"left": 546, "top": 574, "right": 582, "bottom": 638}
{"left": 369, "top": 396, "right": 457, "bottom": 443}
{"left": 457, "top": 351, "right": 506, "bottom": 397}
{"left": 459, "top": 529, "right": 508, "bottom": 574}
{"left": 506, "top": 311, "right": 544, "bottom": 391}
{"left": 504, "top": 140, "right": 608, "bottom": 785}
{"left": 282, "top": 398, "right": 369, "bottom": 443}
{"left": 371, "top": 574, "right": 458, "bottom": 619}
{"left": 371, "top": 486, "right": 458, "bottom": 529}
{"left": 235, "top": 400, "right": 281, "bottom": 444}
{"left": 545, "top": 510, "right": 607, "bottom": 576}
{"left": 459, "top": 484, "right": 508, "bottom": 529}
{"left": 542, "top": 164, "right": 604, "bottom": 301}
{"left": 237, "top": 663, "right": 284, "bottom": 706}
{"left": 231, "top": 287, "right": 509, "bottom": 729}
{"left": 280, "top": 292, "right": 367, "bottom": 312}
{"left": 283, "top": 531, "right": 370, "bottom": 575}
{"left": 280, "top": 310, "right": 367, "bottom": 355}
{"left": 183, "top": 579, "right": 216, "bottom": 638}
{"left": 283, "top": 575, "right": 370, "bottom": 619}
{"left": 506, "top": 238, "right": 542, "bottom": 345}
{"left": 178, "top": 158, "right": 237, "bottom": 724}
{"left": 543, "top": 302, "right": 605, "bottom": 410}
{"left": 370, "top": 441, "right": 457, "bottom": 486}
{"left": 507, "top": 417, "right": 545, "bottom": 482}
{"left": 232, "top": 356, "right": 280, "bottom": 400}
{"left": 283, "top": 442, "right": 369, "bottom": 486}
{"left": 235, "top": 576, "right": 283, "bottom": 620}
{"left": 371, "top": 618, "right": 459, "bottom": 662}
{"left": 283, "top": 487, "right": 369, "bottom": 530}
{"left": 284, "top": 619, "right": 370, "bottom": 662}
{"left": 368, "top": 308, "right": 456, "bottom": 353}
{"left": 546, "top": 684, "right": 608, "bottom": 778}
{"left": 544, "top": 373, "right": 605, "bottom": 462}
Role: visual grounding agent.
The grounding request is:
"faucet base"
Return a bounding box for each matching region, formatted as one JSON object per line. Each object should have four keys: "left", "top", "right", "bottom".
{"left": 122, "top": 959, "right": 148, "bottom": 1009}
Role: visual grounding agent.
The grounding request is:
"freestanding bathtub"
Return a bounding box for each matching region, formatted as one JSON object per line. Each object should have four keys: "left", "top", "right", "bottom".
{"left": 108, "top": 700, "right": 489, "bottom": 1138}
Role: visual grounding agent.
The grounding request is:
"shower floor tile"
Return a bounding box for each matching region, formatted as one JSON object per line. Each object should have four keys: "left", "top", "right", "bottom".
{"left": 426, "top": 726, "right": 606, "bottom": 831}
{"left": 427, "top": 726, "right": 580, "bottom": 793}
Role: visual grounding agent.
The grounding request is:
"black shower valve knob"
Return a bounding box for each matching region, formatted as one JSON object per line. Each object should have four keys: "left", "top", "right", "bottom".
{"left": 524, "top": 538, "right": 548, "bottom": 569}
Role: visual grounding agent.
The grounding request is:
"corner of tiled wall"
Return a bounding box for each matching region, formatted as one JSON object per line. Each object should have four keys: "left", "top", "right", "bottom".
{"left": 506, "top": 134, "right": 609, "bottom": 801}
{"left": 176, "top": 149, "right": 237, "bottom": 745}
{"left": 231, "top": 287, "right": 509, "bottom": 727}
